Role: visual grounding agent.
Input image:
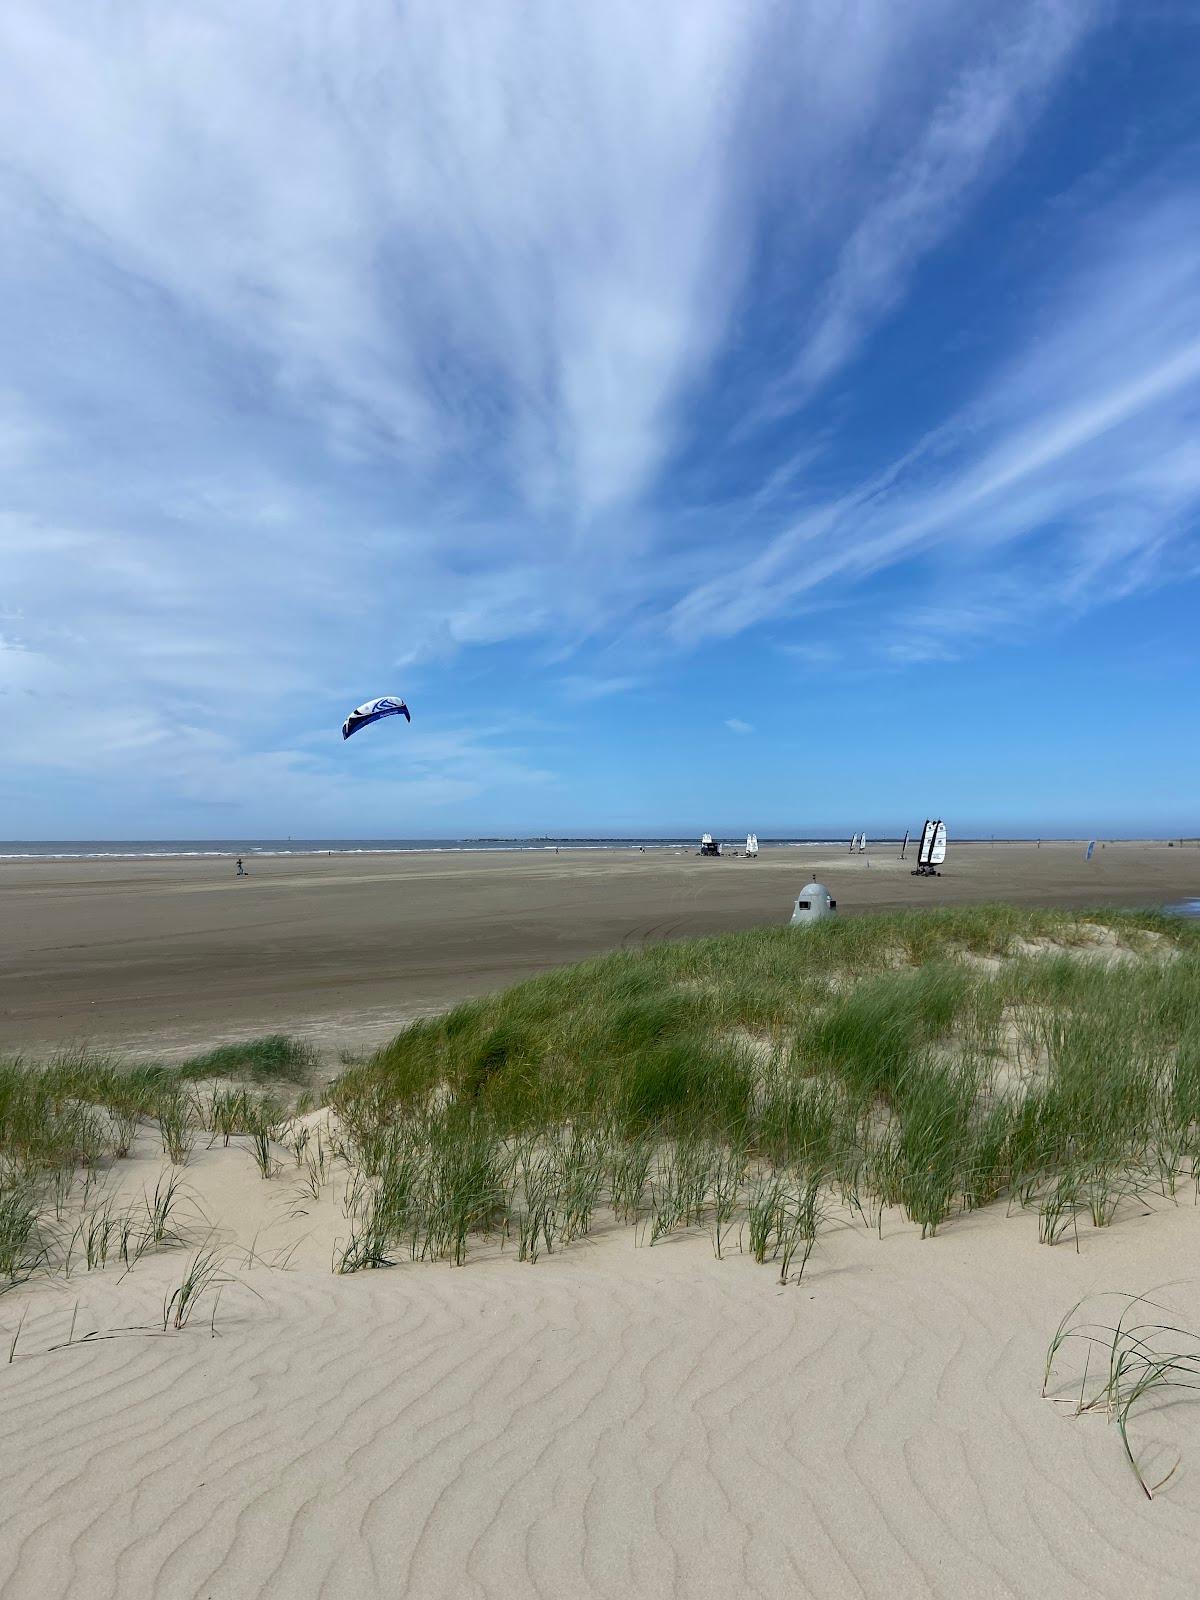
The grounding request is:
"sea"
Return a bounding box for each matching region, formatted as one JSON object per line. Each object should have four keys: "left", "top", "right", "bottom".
{"left": 0, "top": 837, "right": 854, "bottom": 861}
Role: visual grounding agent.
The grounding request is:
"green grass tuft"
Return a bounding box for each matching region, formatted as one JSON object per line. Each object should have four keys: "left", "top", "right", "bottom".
{"left": 177, "top": 1035, "right": 318, "bottom": 1085}
{"left": 323, "top": 906, "right": 1200, "bottom": 1272}
{"left": 5, "top": 906, "right": 1200, "bottom": 1287}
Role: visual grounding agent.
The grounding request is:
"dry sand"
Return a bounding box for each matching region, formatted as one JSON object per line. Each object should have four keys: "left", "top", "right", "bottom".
{"left": 6, "top": 870, "right": 1200, "bottom": 1597}
{"left": 4, "top": 1124, "right": 1200, "bottom": 1598}
{"left": 3, "top": 840, "right": 1198, "bottom": 1061}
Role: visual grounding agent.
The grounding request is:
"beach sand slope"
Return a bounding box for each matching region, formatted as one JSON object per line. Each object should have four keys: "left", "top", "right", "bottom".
{"left": 3, "top": 1132, "right": 1200, "bottom": 1598}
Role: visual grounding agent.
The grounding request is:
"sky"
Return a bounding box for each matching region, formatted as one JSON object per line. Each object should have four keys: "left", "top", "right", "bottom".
{"left": 1, "top": 0, "right": 1198, "bottom": 839}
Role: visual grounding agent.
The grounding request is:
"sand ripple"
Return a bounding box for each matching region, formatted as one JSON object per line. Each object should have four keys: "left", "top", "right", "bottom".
{"left": 4, "top": 1173, "right": 1200, "bottom": 1598}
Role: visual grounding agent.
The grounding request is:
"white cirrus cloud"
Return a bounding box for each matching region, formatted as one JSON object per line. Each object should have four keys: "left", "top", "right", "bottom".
{"left": 2, "top": 0, "right": 1170, "bottom": 830}
{"left": 665, "top": 190, "right": 1200, "bottom": 656}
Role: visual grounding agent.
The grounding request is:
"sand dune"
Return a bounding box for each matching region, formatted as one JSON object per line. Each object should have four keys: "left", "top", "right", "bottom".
{"left": 5, "top": 1128, "right": 1200, "bottom": 1598}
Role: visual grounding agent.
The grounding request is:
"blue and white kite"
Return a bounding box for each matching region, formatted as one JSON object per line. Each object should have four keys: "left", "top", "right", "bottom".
{"left": 342, "top": 696, "right": 411, "bottom": 740}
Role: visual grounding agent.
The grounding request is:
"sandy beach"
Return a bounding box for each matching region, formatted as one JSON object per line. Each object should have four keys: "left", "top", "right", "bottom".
{"left": 7, "top": 8, "right": 1198, "bottom": 1595}
{"left": 2, "top": 840, "right": 1198, "bottom": 1061}
{"left": 4, "top": 1115, "right": 1200, "bottom": 1599}
{"left": 5, "top": 883, "right": 1200, "bottom": 1598}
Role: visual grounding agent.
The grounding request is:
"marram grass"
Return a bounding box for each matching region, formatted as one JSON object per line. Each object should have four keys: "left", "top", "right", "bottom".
{"left": 4, "top": 910, "right": 1200, "bottom": 1291}
{"left": 326, "top": 905, "right": 1200, "bottom": 1272}
{"left": 0, "top": 1036, "right": 312, "bottom": 1290}
{"left": 1045, "top": 1292, "right": 1200, "bottom": 1499}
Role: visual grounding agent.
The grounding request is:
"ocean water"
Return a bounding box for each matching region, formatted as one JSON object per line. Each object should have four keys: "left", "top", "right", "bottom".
{"left": 0, "top": 837, "right": 852, "bottom": 861}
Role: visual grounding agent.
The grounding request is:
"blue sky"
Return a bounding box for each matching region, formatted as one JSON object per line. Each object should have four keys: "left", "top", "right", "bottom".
{"left": 1, "top": 1, "right": 1198, "bottom": 839}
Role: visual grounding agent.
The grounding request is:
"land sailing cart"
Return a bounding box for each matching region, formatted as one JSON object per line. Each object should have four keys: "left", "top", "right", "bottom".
{"left": 911, "top": 819, "right": 947, "bottom": 877}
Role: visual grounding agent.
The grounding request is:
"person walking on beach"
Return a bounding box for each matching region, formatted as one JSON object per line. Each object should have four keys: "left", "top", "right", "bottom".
{"left": 236, "top": 856, "right": 245, "bottom": 876}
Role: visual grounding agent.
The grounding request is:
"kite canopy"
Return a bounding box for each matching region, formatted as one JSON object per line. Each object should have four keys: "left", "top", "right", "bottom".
{"left": 342, "top": 696, "right": 411, "bottom": 740}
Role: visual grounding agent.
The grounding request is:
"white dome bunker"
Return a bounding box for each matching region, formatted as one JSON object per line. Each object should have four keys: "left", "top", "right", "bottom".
{"left": 790, "top": 882, "right": 836, "bottom": 926}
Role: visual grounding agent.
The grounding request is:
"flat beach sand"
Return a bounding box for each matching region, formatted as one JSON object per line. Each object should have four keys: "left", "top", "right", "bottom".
{"left": 5, "top": 842, "right": 1200, "bottom": 1600}
{"left": 3, "top": 839, "right": 1198, "bottom": 1060}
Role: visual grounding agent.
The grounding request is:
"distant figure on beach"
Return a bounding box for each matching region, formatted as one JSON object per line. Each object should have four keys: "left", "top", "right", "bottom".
{"left": 236, "top": 857, "right": 245, "bottom": 876}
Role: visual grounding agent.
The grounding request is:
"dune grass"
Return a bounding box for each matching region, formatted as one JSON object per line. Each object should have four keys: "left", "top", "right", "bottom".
{"left": 162, "top": 1245, "right": 228, "bottom": 1332}
{"left": 5, "top": 911, "right": 1200, "bottom": 1289}
{"left": 0, "top": 1037, "right": 313, "bottom": 1290}
{"left": 1044, "top": 1292, "right": 1200, "bottom": 1498}
{"left": 327, "top": 905, "right": 1200, "bottom": 1273}
{"left": 175, "top": 1034, "right": 318, "bottom": 1085}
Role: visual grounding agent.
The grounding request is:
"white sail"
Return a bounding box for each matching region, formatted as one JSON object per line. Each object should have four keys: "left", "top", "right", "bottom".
{"left": 930, "top": 821, "right": 947, "bottom": 865}
{"left": 745, "top": 833, "right": 759, "bottom": 857}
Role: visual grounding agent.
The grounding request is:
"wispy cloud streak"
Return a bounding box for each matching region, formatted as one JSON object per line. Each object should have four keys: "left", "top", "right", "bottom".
{"left": 3, "top": 0, "right": 1192, "bottom": 829}
{"left": 783, "top": 0, "right": 1095, "bottom": 400}
{"left": 665, "top": 192, "right": 1200, "bottom": 652}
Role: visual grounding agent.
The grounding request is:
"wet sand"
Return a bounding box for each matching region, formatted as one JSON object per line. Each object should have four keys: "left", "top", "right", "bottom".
{"left": 2, "top": 840, "right": 1197, "bottom": 1059}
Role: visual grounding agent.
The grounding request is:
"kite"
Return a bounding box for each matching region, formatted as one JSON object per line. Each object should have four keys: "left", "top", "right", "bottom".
{"left": 342, "top": 696, "right": 411, "bottom": 740}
